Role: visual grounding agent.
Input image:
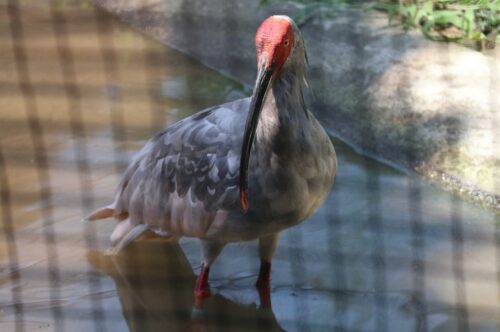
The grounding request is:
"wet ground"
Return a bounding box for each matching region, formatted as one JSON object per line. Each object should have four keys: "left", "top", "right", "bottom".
{"left": 0, "top": 1, "right": 499, "bottom": 331}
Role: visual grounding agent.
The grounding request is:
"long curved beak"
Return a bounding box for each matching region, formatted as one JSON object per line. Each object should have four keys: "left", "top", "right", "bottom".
{"left": 239, "top": 62, "right": 274, "bottom": 213}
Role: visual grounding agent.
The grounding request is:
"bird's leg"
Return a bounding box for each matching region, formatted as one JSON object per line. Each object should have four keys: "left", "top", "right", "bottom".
{"left": 256, "top": 233, "right": 280, "bottom": 308}
{"left": 194, "top": 264, "right": 211, "bottom": 300}
{"left": 194, "top": 240, "right": 225, "bottom": 308}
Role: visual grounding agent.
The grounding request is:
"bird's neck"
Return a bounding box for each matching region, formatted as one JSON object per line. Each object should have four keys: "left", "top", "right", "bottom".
{"left": 274, "top": 69, "right": 307, "bottom": 113}
{"left": 256, "top": 68, "right": 308, "bottom": 145}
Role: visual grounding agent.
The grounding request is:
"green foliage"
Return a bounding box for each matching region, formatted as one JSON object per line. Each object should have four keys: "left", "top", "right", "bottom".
{"left": 260, "top": 0, "right": 499, "bottom": 49}
{"left": 365, "top": 0, "right": 499, "bottom": 49}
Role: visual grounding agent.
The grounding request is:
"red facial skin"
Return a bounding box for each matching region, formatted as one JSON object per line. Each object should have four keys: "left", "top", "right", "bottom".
{"left": 255, "top": 17, "right": 294, "bottom": 74}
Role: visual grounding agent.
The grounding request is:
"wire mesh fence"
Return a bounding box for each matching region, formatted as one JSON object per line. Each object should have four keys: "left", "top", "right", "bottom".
{"left": 0, "top": 0, "right": 499, "bottom": 331}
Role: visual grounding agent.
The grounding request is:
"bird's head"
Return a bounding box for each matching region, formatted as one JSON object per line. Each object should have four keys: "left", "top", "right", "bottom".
{"left": 239, "top": 15, "right": 304, "bottom": 213}
{"left": 255, "top": 15, "right": 296, "bottom": 76}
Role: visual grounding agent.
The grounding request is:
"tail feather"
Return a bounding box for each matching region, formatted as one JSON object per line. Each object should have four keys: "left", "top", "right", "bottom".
{"left": 83, "top": 205, "right": 115, "bottom": 221}
{"left": 111, "top": 224, "right": 149, "bottom": 254}
{"left": 108, "top": 220, "right": 170, "bottom": 255}
{"left": 83, "top": 203, "right": 129, "bottom": 222}
{"left": 110, "top": 218, "right": 133, "bottom": 245}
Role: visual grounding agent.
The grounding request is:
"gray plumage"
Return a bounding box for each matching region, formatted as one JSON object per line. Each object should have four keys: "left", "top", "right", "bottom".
{"left": 86, "top": 16, "right": 336, "bottom": 261}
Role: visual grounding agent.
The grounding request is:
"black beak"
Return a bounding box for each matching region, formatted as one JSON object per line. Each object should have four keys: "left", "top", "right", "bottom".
{"left": 239, "top": 63, "right": 274, "bottom": 213}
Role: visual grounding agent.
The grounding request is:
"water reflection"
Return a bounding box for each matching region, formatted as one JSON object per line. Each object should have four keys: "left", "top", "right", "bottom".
{"left": 87, "top": 241, "right": 284, "bottom": 332}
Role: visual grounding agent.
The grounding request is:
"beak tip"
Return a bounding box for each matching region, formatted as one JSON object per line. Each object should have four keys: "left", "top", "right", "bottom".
{"left": 240, "top": 190, "right": 249, "bottom": 214}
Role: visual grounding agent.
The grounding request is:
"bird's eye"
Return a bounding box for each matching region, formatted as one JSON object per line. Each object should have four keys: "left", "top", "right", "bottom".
{"left": 284, "top": 39, "right": 289, "bottom": 46}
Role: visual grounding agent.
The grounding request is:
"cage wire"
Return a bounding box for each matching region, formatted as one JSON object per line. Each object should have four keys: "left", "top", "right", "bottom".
{"left": 1, "top": 0, "right": 499, "bottom": 331}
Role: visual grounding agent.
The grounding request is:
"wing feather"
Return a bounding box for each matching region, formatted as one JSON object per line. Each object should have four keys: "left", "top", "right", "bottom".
{"left": 112, "top": 98, "right": 250, "bottom": 229}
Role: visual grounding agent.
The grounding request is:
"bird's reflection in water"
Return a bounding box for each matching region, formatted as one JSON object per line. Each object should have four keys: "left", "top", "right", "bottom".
{"left": 87, "top": 241, "right": 284, "bottom": 332}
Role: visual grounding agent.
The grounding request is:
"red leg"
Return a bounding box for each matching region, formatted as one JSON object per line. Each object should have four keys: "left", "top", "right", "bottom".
{"left": 255, "top": 260, "right": 272, "bottom": 308}
{"left": 194, "top": 264, "right": 211, "bottom": 308}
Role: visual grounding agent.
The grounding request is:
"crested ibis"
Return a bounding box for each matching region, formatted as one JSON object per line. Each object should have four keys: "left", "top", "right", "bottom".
{"left": 86, "top": 15, "right": 337, "bottom": 307}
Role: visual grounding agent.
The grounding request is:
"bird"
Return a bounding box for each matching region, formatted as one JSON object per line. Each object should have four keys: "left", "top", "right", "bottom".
{"left": 85, "top": 15, "right": 337, "bottom": 308}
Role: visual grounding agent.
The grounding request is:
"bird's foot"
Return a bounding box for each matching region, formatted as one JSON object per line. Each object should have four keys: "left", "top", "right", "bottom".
{"left": 194, "top": 264, "right": 211, "bottom": 308}
{"left": 255, "top": 260, "right": 272, "bottom": 308}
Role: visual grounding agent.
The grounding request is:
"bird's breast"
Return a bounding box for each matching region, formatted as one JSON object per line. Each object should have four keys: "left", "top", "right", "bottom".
{"left": 248, "top": 115, "right": 336, "bottom": 226}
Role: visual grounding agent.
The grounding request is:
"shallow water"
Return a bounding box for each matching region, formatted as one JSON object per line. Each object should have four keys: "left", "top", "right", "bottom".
{"left": 0, "top": 1, "right": 498, "bottom": 332}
